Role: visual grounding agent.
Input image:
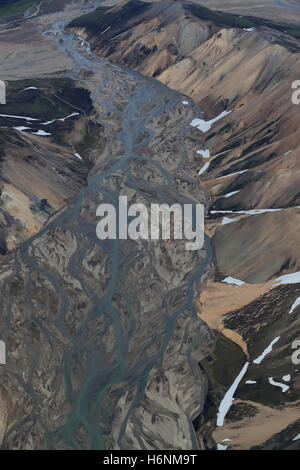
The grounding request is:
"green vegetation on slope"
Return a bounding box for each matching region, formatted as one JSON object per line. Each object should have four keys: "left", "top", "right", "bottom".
{"left": 0, "top": 0, "right": 37, "bottom": 19}
{"left": 68, "top": 0, "right": 151, "bottom": 39}
{"left": 0, "top": 78, "right": 93, "bottom": 123}
{"left": 188, "top": 3, "right": 300, "bottom": 40}
{"left": 0, "top": 0, "right": 73, "bottom": 20}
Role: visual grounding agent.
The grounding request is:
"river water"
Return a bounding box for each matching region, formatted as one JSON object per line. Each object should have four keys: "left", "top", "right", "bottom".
{"left": 0, "top": 1, "right": 214, "bottom": 450}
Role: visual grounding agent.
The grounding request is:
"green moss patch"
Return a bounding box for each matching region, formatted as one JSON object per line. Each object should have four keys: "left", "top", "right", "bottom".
{"left": 187, "top": 3, "right": 300, "bottom": 41}
{"left": 0, "top": 78, "right": 93, "bottom": 126}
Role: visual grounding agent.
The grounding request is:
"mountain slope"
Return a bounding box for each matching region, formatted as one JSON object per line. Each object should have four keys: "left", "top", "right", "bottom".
{"left": 0, "top": 78, "right": 97, "bottom": 252}
{"left": 67, "top": 0, "right": 300, "bottom": 450}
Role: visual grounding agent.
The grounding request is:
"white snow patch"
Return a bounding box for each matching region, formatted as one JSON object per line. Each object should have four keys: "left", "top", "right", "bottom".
{"left": 0, "top": 113, "right": 37, "bottom": 121}
{"left": 217, "top": 362, "right": 249, "bottom": 427}
{"left": 274, "top": 271, "right": 300, "bottom": 286}
{"left": 244, "top": 208, "right": 283, "bottom": 214}
{"left": 211, "top": 207, "right": 285, "bottom": 216}
{"left": 99, "top": 26, "right": 111, "bottom": 36}
{"left": 198, "top": 162, "right": 210, "bottom": 176}
{"left": 268, "top": 377, "right": 289, "bottom": 393}
{"left": 222, "top": 276, "right": 245, "bottom": 286}
{"left": 222, "top": 217, "right": 238, "bottom": 226}
{"left": 216, "top": 170, "right": 248, "bottom": 180}
{"left": 253, "top": 337, "right": 280, "bottom": 365}
{"left": 224, "top": 190, "right": 240, "bottom": 198}
{"left": 243, "top": 27, "right": 255, "bottom": 32}
{"left": 72, "top": 147, "right": 82, "bottom": 160}
{"left": 190, "top": 110, "right": 232, "bottom": 133}
{"left": 211, "top": 210, "right": 233, "bottom": 214}
{"left": 245, "top": 380, "right": 257, "bottom": 384}
{"left": 282, "top": 374, "right": 291, "bottom": 382}
{"left": 293, "top": 434, "right": 300, "bottom": 441}
{"left": 58, "top": 112, "right": 79, "bottom": 122}
{"left": 19, "top": 87, "right": 38, "bottom": 92}
{"left": 217, "top": 444, "right": 228, "bottom": 450}
{"left": 181, "top": 100, "right": 189, "bottom": 105}
{"left": 14, "top": 126, "right": 30, "bottom": 131}
{"left": 196, "top": 149, "right": 210, "bottom": 159}
{"left": 289, "top": 296, "right": 300, "bottom": 314}
{"left": 42, "top": 112, "right": 79, "bottom": 125}
{"left": 32, "top": 130, "right": 51, "bottom": 136}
